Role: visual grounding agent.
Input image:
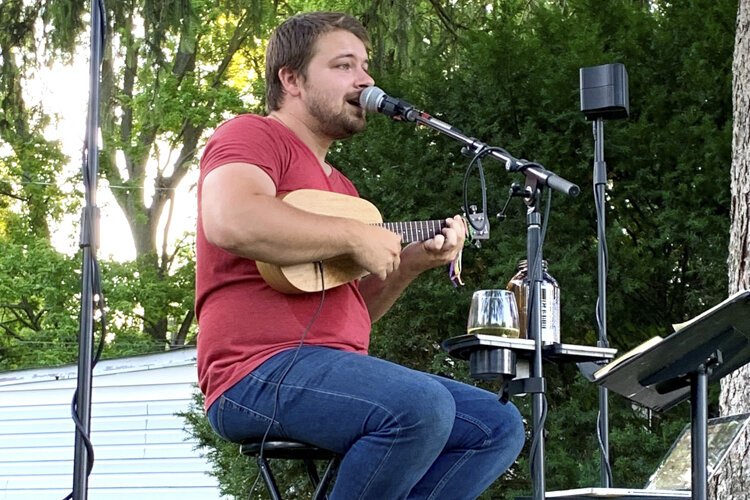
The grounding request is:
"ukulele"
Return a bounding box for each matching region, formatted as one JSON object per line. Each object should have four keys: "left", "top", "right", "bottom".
{"left": 256, "top": 189, "right": 488, "bottom": 293}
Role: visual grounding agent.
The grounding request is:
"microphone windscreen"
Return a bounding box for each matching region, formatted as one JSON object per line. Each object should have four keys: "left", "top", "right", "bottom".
{"left": 359, "top": 86, "right": 385, "bottom": 113}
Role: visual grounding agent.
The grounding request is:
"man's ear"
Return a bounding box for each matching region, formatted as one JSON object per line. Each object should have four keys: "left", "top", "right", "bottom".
{"left": 278, "top": 67, "right": 303, "bottom": 98}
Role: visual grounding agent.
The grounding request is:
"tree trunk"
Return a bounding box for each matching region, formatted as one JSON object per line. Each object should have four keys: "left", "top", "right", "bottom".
{"left": 712, "top": 0, "right": 750, "bottom": 497}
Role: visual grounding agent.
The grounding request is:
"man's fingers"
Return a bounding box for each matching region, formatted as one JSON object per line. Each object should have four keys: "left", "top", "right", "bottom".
{"left": 431, "top": 234, "right": 446, "bottom": 250}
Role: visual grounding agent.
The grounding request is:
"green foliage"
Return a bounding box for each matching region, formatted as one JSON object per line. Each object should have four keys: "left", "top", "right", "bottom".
{"left": 0, "top": 234, "right": 192, "bottom": 370}
{"left": 184, "top": 0, "right": 739, "bottom": 494}
{"left": 100, "top": 248, "right": 197, "bottom": 347}
{"left": 330, "top": 0, "right": 736, "bottom": 497}
{"left": 180, "top": 391, "right": 258, "bottom": 499}
{"left": 0, "top": 0, "right": 77, "bottom": 238}
{"left": 40, "top": 0, "right": 87, "bottom": 54}
{"left": 94, "top": 0, "right": 276, "bottom": 344}
{"left": 0, "top": 0, "right": 740, "bottom": 497}
{"left": 0, "top": 236, "right": 81, "bottom": 369}
{"left": 181, "top": 389, "right": 329, "bottom": 499}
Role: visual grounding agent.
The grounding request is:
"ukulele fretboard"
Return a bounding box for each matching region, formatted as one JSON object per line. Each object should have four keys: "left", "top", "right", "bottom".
{"left": 378, "top": 220, "right": 446, "bottom": 244}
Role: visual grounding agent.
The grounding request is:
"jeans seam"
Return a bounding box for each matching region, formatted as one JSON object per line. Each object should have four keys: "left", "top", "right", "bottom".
{"left": 273, "top": 381, "right": 405, "bottom": 419}
{"left": 426, "top": 449, "right": 477, "bottom": 500}
{"left": 423, "top": 412, "right": 492, "bottom": 499}
{"left": 216, "top": 397, "right": 227, "bottom": 437}
{"left": 246, "top": 370, "right": 276, "bottom": 384}
{"left": 357, "top": 425, "right": 400, "bottom": 499}
{"left": 456, "top": 411, "right": 493, "bottom": 445}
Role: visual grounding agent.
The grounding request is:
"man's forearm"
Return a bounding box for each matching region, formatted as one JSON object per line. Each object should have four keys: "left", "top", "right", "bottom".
{"left": 359, "top": 242, "right": 431, "bottom": 322}
{"left": 358, "top": 267, "right": 420, "bottom": 323}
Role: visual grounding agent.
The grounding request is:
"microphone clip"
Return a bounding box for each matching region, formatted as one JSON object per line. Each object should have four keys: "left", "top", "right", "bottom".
{"left": 387, "top": 98, "right": 418, "bottom": 122}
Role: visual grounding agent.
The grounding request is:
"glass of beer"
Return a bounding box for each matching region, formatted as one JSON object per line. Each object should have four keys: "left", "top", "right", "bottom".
{"left": 467, "top": 289, "right": 520, "bottom": 338}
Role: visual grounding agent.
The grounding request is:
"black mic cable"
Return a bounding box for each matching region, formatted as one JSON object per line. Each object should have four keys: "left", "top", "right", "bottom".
{"left": 251, "top": 262, "right": 327, "bottom": 497}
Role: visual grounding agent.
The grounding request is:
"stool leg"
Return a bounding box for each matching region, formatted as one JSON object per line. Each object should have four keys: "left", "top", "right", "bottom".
{"left": 303, "top": 458, "right": 321, "bottom": 486}
{"left": 255, "top": 456, "right": 282, "bottom": 500}
{"left": 312, "top": 457, "right": 340, "bottom": 500}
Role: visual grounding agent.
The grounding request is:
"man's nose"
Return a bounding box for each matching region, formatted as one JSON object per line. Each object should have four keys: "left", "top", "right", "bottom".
{"left": 356, "top": 67, "right": 375, "bottom": 88}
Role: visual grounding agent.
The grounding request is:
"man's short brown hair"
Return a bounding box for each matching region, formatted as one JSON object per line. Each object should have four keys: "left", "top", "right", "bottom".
{"left": 265, "top": 12, "right": 370, "bottom": 112}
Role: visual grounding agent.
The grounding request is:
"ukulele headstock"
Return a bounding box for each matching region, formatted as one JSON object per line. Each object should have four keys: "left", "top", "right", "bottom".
{"left": 465, "top": 205, "right": 489, "bottom": 247}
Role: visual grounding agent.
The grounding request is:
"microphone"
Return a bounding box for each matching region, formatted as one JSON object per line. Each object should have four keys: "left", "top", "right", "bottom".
{"left": 359, "top": 86, "right": 420, "bottom": 122}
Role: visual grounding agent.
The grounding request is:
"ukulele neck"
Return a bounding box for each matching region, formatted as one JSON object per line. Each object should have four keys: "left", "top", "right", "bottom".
{"left": 378, "top": 220, "right": 446, "bottom": 244}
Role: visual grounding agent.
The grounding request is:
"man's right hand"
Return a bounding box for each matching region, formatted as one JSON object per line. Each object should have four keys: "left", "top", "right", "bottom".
{"left": 349, "top": 224, "right": 403, "bottom": 280}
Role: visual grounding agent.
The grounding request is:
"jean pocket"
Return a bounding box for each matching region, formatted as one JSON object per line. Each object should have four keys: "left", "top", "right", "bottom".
{"left": 217, "top": 395, "right": 286, "bottom": 443}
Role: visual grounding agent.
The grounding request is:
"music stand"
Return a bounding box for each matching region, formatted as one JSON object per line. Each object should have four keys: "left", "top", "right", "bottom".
{"left": 594, "top": 290, "right": 750, "bottom": 500}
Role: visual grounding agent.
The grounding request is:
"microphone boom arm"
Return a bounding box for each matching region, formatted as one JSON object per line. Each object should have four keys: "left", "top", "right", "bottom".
{"left": 359, "top": 85, "right": 579, "bottom": 197}
{"left": 409, "top": 112, "right": 580, "bottom": 197}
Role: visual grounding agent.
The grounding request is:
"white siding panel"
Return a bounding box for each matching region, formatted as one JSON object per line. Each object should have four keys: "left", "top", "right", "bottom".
{"left": 3, "top": 471, "right": 217, "bottom": 489}
{"left": 2, "top": 442, "right": 203, "bottom": 463}
{"left": 0, "top": 457, "right": 213, "bottom": 476}
{"left": 2, "top": 427, "right": 191, "bottom": 448}
{"left": 0, "top": 487, "right": 222, "bottom": 500}
{"left": 0, "top": 413, "right": 184, "bottom": 435}
{"left": 1, "top": 382, "right": 195, "bottom": 406}
{"left": 0, "top": 401, "right": 192, "bottom": 425}
{"left": 0, "top": 349, "right": 229, "bottom": 499}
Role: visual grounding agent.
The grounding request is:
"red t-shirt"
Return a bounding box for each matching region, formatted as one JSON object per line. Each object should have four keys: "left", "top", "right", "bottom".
{"left": 196, "top": 115, "right": 372, "bottom": 411}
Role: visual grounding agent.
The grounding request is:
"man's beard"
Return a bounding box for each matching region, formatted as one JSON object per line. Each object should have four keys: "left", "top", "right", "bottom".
{"left": 305, "top": 87, "right": 366, "bottom": 140}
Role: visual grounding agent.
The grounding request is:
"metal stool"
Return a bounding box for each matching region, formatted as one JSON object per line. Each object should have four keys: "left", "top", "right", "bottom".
{"left": 239, "top": 440, "right": 340, "bottom": 500}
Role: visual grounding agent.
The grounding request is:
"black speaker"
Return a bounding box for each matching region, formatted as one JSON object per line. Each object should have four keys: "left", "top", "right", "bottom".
{"left": 580, "top": 63, "right": 629, "bottom": 120}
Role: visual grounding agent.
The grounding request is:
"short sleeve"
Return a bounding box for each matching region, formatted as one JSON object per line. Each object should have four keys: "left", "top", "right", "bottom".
{"left": 200, "top": 115, "right": 289, "bottom": 188}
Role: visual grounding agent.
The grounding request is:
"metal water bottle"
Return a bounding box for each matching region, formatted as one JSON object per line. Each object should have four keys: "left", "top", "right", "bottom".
{"left": 506, "top": 259, "right": 561, "bottom": 344}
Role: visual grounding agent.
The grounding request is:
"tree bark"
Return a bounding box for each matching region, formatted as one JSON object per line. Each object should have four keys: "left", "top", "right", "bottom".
{"left": 712, "top": 0, "right": 750, "bottom": 497}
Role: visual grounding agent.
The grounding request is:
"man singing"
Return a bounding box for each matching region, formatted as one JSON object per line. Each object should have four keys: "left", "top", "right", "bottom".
{"left": 196, "top": 11, "right": 524, "bottom": 499}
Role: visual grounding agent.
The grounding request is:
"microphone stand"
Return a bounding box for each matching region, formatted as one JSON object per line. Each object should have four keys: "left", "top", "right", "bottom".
{"left": 404, "top": 112, "right": 578, "bottom": 500}
{"left": 72, "top": 1, "right": 105, "bottom": 498}
{"left": 523, "top": 179, "right": 548, "bottom": 500}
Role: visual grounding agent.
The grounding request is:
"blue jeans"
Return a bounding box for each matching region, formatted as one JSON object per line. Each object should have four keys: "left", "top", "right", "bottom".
{"left": 207, "top": 346, "right": 525, "bottom": 500}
